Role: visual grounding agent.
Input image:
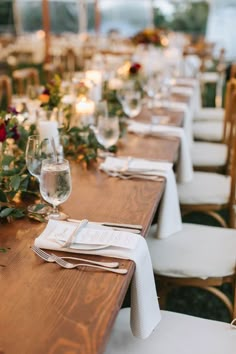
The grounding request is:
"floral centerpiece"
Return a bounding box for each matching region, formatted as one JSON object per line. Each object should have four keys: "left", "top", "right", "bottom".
{"left": 0, "top": 108, "right": 38, "bottom": 223}
{"left": 39, "top": 75, "right": 62, "bottom": 112}
{"left": 132, "top": 28, "right": 167, "bottom": 47}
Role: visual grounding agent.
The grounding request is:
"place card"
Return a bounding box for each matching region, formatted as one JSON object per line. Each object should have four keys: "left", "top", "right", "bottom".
{"left": 44, "top": 220, "right": 138, "bottom": 250}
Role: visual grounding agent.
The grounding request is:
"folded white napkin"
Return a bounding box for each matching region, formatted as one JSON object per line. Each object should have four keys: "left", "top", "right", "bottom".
{"left": 171, "top": 86, "right": 194, "bottom": 96}
{"left": 100, "top": 157, "right": 182, "bottom": 239}
{"left": 175, "top": 78, "right": 197, "bottom": 86}
{"left": 171, "top": 83, "right": 202, "bottom": 116}
{"left": 128, "top": 121, "right": 193, "bottom": 183}
{"left": 34, "top": 220, "right": 162, "bottom": 339}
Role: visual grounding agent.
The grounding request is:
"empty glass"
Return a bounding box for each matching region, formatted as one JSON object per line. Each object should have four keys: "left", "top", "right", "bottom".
{"left": 96, "top": 115, "right": 120, "bottom": 154}
{"left": 120, "top": 90, "right": 142, "bottom": 119}
{"left": 25, "top": 135, "right": 54, "bottom": 214}
{"left": 40, "top": 158, "right": 72, "bottom": 220}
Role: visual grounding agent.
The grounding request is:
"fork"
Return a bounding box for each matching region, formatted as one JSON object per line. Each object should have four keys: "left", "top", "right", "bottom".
{"left": 31, "top": 245, "right": 119, "bottom": 268}
{"left": 54, "top": 256, "right": 128, "bottom": 275}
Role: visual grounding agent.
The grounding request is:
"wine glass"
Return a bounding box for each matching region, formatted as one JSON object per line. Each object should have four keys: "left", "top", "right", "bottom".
{"left": 40, "top": 158, "right": 72, "bottom": 220}
{"left": 94, "top": 100, "right": 108, "bottom": 127}
{"left": 142, "top": 75, "right": 160, "bottom": 109}
{"left": 96, "top": 115, "right": 120, "bottom": 156}
{"left": 120, "top": 90, "right": 142, "bottom": 119}
{"left": 25, "top": 135, "right": 54, "bottom": 214}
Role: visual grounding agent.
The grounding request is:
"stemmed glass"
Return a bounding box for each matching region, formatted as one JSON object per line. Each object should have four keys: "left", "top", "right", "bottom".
{"left": 142, "top": 75, "right": 160, "bottom": 109}
{"left": 96, "top": 115, "right": 120, "bottom": 156}
{"left": 119, "top": 90, "right": 142, "bottom": 119}
{"left": 25, "top": 135, "right": 54, "bottom": 214}
{"left": 40, "top": 158, "right": 72, "bottom": 220}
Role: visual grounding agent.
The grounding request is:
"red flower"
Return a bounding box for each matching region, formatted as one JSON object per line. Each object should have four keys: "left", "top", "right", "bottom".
{"left": 0, "top": 123, "right": 7, "bottom": 142}
{"left": 129, "top": 63, "right": 142, "bottom": 75}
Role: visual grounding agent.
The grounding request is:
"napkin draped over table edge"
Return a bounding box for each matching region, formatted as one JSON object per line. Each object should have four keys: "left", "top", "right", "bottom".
{"left": 127, "top": 121, "right": 194, "bottom": 184}
{"left": 34, "top": 222, "right": 161, "bottom": 339}
{"left": 99, "top": 157, "right": 183, "bottom": 239}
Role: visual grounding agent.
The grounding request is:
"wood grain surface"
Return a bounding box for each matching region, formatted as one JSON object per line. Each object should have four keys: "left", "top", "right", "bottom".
{"left": 0, "top": 99, "right": 185, "bottom": 354}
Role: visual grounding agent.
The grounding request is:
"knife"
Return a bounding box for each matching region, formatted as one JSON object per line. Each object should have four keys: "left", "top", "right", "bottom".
{"left": 67, "top": 218, "right": 142, "bottom": 232}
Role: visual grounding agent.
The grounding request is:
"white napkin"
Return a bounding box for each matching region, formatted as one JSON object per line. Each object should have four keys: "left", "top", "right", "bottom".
{"left": 171, "top": 86, "right": 194, "bottom": 96}
{"left": 128, "top": 121, "right": 193, "bottom": 183}
{"left": 153, "top": 100, "right": 193, "bottom": 146}
{"left": 34, "top": 220, "right": 162, "bottom": 339}
{"left": 100, "top": 157, "right": 182, "bottom": 239}
{"left": 175, "top": 78, "right": 197, "bottom": 86}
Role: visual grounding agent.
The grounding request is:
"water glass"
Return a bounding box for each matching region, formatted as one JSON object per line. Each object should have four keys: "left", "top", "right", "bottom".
{"left": 25, "top": 135, "right": 54, "bottom": 214}
{"left": 96, "top": 115, "right": 120, "bottom": 151}
{"left": 40, "top": 158, "right": 72, "bottom": 220}
{"left": 121, "top": 91, "right": 142, "bottom": 119}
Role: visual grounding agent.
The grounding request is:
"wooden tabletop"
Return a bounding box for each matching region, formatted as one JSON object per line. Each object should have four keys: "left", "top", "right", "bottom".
{"left": 0, "top": 101, "right": 184, "bottom": 354}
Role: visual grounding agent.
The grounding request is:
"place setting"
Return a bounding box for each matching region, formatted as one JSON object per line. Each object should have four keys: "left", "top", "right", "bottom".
{"left": 33, "top": 217, "right": 161, "bottom": 339}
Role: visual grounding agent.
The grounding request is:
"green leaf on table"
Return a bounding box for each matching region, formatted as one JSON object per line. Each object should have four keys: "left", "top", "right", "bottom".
{"left": 0, "top": 207, "right": 15, "bottom": 218}
{"left": 2, "top": 155, "right": 14, "bottom": 167}
{"left": 10, "top": 175, "right": 21, "bottom": 191}
{"left": 33, "top": 204, "right": 47, "bottom": 212}
{"left": 28, "top": 213, "right": 46, "bottom": 223}
{"left": 11, "top": 209, "right": 25, "bottom": 219}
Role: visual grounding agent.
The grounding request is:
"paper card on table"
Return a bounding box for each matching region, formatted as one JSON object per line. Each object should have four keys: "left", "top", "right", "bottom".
{"left": 43, "top": 220, "right": 138, "bottom": 250}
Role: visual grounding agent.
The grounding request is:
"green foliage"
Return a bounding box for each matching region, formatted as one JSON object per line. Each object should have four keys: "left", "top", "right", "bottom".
{"left": 171, "top": 1, "right": 209, "bottom": 36}
{"left": 154, "top": 1, "right": 209, "bottom": 36}
{"left": 0, "top": 119, "right": 39, "bottom": 223}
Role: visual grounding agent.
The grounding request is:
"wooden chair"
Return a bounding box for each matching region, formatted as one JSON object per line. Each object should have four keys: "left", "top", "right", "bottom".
{"left": 230, "top": 63, "right": 236, "bottom": 79}
{"left": 193, "top": 77, "right": 236, "bottom": 143}
{"left": 43, "top": 62, "right": 64, "bottom": 82}
{"left": 178, "top": 85, "right": 236, "bottom": 228}
{"left": 12, "top": 67, "right": 40, "bottom": 96}
{"left": 0, "top": 75, "right": 12, "bottom": 108}
{"left": 105, "top": 308, "right": 236, "bottom": 354}
{"left": 192, "top": 78, "right": 236, "bottom": 173}
{"left": 147, "top": 222, "right": 236, "bottom": 319}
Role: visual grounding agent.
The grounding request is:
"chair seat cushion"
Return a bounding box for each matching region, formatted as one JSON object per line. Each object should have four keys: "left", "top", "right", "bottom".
{"left": 194, "top": 107, "right": 224, "bottom": 121}
{"left": 193, "top": 121, "right": 223, "bottom": 142}
{"left": 147, "top": 223, "right": 236, "bottom": 278}
{"left": 178, "top": 171, "right": 230, "bottom": 205}
{"left": 105, "top": 308, "right": 236, "bottom": 354}
{"left": 191, "top": 142, "right": 227, "bottom": 167}
{"left": 199, "top": 71, "right": 219, "bottom": 83}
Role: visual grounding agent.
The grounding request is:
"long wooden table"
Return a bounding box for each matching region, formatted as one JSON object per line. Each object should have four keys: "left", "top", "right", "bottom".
{"left": 0, "top": 102, "right": 184, "bottom": 354}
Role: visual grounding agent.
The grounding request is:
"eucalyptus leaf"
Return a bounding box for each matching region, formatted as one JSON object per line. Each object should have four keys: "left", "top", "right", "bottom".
{"left": 10, "top": 175, "right": 21, "bottom": 191}
{"left": 0, "top": 207, "right": 15, "bottom": 218}
{"left": 2, "top": 155, "right": 14, "bottom": 167}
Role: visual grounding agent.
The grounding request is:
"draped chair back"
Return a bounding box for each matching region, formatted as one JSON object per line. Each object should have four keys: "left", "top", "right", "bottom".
{"left": 0, "top": 75, "right": 12, "bottom": 109}
{"left": 12, "top": 67, "right": 40, "bottom": 95}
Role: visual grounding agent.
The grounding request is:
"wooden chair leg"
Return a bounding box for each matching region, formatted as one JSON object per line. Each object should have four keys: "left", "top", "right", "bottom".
{"left": 203, "top": 286, "right": 233, "bottom": 318}
{"left": 206, "top": 211, "right": 228, "bottom": 227}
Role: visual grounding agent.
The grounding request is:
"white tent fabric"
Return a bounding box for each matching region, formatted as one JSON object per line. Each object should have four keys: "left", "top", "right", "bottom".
{"left": 206, "top": 0, "right": 236, "bottom": 60}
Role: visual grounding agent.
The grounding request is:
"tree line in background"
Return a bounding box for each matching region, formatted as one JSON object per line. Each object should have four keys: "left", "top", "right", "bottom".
{"left": 0, "top": 0, "right": 209, "bottom": 37}
{"left": 154, "top": 1, "right": 209, "bottom": 37}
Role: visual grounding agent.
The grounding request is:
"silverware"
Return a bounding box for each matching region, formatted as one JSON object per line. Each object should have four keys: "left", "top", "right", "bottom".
{"left": 67, "top": 218, "right": 143, "bottom": 232}
{"left": 53, "top": 256, "right": 128, "bottom": 275}
{"left": 31, "top": 245, "right": 119, "bottom": 268}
